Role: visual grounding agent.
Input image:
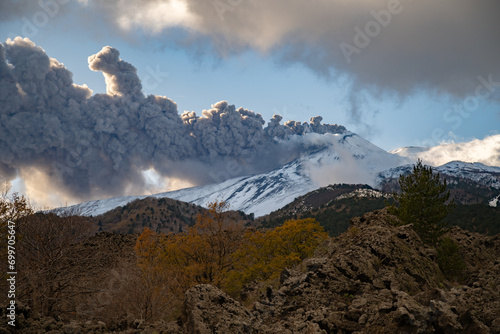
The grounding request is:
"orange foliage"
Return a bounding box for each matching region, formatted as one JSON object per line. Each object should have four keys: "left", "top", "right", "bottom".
{"left": 161, "top": 201, "right": 244, "bottom": 289}
{"left": 225, "top": 218, "right": 328, "bottom": 294}
{"left": 135, "top": 202, "right": 328, "bottom": 301}
{"left": 134, "top": 228, "right": 178, "bottom": 320}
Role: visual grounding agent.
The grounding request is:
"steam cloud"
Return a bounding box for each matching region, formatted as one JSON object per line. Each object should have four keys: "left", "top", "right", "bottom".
{"left": 0, "top": 37, "right": 345, "bottom": 204}
{"left": 395, "top": 135, "right": 500, "bottom": 168}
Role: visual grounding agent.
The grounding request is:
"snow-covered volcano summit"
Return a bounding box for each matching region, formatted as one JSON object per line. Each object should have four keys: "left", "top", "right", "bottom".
{"left": 57, "top": 132, "right": 500, "bottom": 217}
{"left": 57, "top": 132, "right": 406, "bottom": 217}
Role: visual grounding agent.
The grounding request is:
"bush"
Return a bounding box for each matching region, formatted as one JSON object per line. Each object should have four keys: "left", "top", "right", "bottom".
{"left": 437, "top": 236, "right": 466, "bottom": 281}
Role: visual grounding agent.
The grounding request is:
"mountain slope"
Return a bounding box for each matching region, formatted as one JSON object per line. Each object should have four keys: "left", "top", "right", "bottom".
{"left": 91, "top": 196, "right": 254, "bottom": 234}
{"left": 13, "top": 209, "right": 500, "bottom": 333}
{"left": 377, "top": 161, "right": 500, "bottom": 189}
{"left": 257, "top": 184, "right": 391, "bottom": 236}
{"left": 59, "top": 131, "right": 405, "bottom": 217}
{"left": 377, "top": 161, "right": 500, "bottom": 206}
{"left": 258, "top": 182, "right": 500, "bottom": 236}
{"left": 57, "top": 135, "right": 500, "bottom": 218}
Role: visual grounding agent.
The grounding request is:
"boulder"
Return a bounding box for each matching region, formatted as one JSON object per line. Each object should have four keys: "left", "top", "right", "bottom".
{"left": 181, "top": 284, "right": 258, "bottom": 334}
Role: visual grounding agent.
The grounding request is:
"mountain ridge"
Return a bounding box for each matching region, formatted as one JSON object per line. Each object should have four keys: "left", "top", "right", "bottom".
{"left": 55, "top": 133, "right": 500, "bottom": 218}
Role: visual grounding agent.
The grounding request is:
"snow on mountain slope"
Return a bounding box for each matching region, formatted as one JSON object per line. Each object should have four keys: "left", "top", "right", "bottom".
{"left": 376, "top": 161, "right": 500, "bottom": 189}
{"left": 58, "top": 133, "right": 500, "bottom": 218}
{"left": 163, "top": 133, "right": 406, "bottom": 216}
{"left": 490, "top": 195, "right": 500, "bottom": 207}
{"left": 58, "top": 132, "right": 406, "bottom": 217}
{"left": 155, "top": 160, "right": 310, "bottom": 217}
{"left": 335, "top": 188, "right": 391, "bottom": 201}
{"left": 53, "top": 194, "right": 150, "bottom": 217}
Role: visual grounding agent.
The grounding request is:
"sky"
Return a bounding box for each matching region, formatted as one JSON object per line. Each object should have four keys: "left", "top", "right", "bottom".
{"left": 1, "top": 0, "right": 499, "bottom": 207}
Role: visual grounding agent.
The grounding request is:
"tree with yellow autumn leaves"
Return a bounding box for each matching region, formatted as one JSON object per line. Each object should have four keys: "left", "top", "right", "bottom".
{"left": 134, "top": 201, "right": 328, "bottom": 305}
{"left": 225, "top": 218, "right": 328, "bottom": 295}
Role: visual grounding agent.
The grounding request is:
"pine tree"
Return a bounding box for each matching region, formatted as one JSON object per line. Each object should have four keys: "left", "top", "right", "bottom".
{"left": 390, "top": 159, "right": 454, "bottom": 245}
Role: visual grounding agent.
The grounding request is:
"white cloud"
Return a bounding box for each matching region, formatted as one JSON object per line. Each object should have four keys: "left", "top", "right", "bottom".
{"left": 393, "top": 134, "right": 500, "bottom": 167}
{"left": 115, "top": 0, "right": 198, "bottom": 33}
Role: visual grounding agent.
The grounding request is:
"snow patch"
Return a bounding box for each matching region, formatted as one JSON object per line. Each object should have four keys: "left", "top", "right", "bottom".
{"left": 335, "top": 188, "right": 391, "bottom": 201}
{"left": 489, "top": 195, "right": 500, "bottom": 208}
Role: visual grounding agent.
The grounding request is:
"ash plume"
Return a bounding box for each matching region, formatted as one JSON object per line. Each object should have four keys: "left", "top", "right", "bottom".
{"left": 3, "top": 1, "right": 500, "bottom": 139}
{"left": 0, "top": 37, "right": 345, "bottom": 204}
{"left": 70, "top": 0, "right": 500, "bottom": 132}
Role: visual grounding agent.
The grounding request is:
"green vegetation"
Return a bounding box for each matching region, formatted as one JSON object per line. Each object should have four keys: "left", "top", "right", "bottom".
{"left": 5, "top": 177, "right": 496, "bottom": 329}
{"left": 311, "top": 197, "right": 389, "bottom": 236}
{"left": 387, "top": 160, "right": 466, "bottom": 280}
{"left": 263, "top": 196, "right": 389, "bottom": 236}
{"left": 388, "top": 159, "right": 454, "bottom": 245}
{"left": 94, "top": 197, "right": 253, "bottom": 234}
{"left": 444, "top": 204, "right": 500, "bottom": 235}
{"left": 436, "top": 236, "right": 466, "bottom": 281}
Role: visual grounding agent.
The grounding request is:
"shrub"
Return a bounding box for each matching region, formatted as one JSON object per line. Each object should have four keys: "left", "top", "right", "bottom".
{"left": 437, "top": 236, "right": 466, "bottom": 281}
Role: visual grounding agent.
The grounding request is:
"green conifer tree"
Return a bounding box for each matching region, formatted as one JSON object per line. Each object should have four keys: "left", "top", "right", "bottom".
{"left": 390, "top": 159, "right": 454, "bottom": 245}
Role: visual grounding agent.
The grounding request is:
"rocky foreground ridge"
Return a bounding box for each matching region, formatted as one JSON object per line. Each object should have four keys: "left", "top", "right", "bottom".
{"left": 5, "top": 209, "right": 500, "bottom": 333}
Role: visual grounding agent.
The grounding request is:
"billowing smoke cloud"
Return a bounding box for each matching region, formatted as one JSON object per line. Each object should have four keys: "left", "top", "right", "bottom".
{"left": 70, "top": 1, "right": 500, "bottom": 106}
{"left": 0, "top": 37, "right": 345, "bottom": 205}
{"left": 4, "top": 1, "right": 500, "bottom": 139}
